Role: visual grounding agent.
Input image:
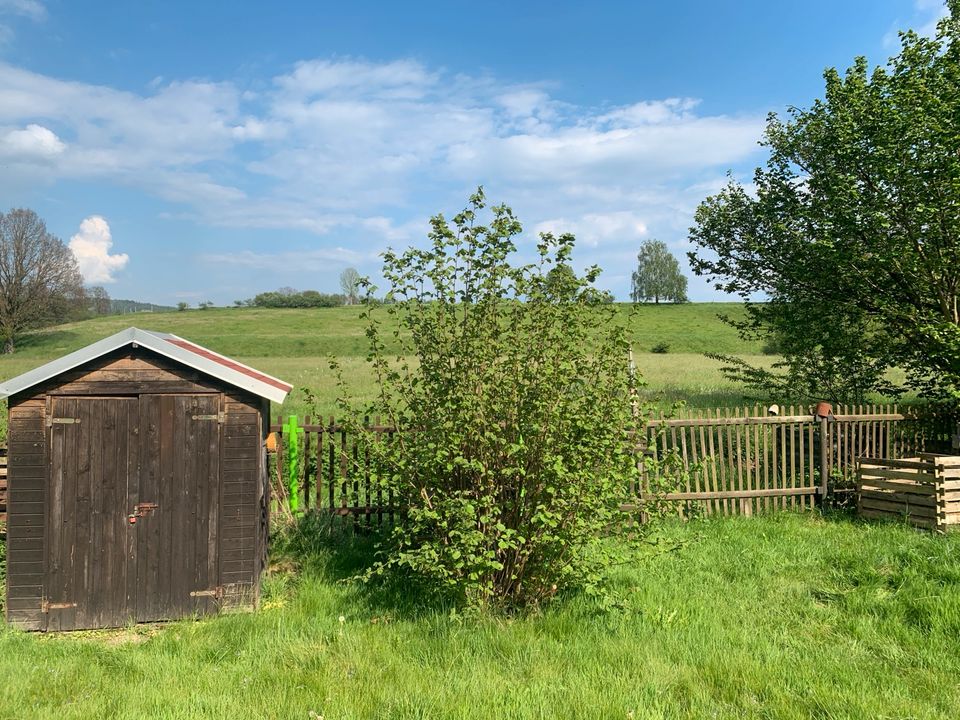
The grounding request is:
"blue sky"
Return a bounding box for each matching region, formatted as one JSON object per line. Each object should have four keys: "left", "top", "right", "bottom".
{"left": 0, "top": 0, "right": 949, "bottom": 304}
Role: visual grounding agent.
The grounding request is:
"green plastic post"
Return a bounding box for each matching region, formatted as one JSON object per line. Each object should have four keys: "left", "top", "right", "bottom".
{"left": 285, "top": 415, "right": 301, "bottom": 513}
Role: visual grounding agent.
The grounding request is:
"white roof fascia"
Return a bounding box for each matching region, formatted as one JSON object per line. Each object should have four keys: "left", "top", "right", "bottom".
{"left": 0, "top": 327, "right": 291, "bottom": 404}
{"left": 135, "top": 329, "right": 291, "bottom": 404}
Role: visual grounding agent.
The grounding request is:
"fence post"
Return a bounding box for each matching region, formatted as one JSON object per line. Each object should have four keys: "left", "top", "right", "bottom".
{"left": 285, "top": 415, "right": 302, "bottom": 514}
{"left": 819, "top": 417, "right": 829, "bottom": 500}
{"left": 815, "top": 402, "right": 832, "bottom": 505}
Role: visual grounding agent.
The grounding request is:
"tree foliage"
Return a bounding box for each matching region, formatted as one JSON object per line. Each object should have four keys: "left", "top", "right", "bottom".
{"left": 631, "top": 239, "right": 688, "bottom": 304}
{"left": 0, "top": 209, "right": 85, "bottom": 353}
{"left": 689, "top": 6, "right": 960, "bottom": 400}
{"left": 338, "top": 190, "right": 651, "bottom": 609}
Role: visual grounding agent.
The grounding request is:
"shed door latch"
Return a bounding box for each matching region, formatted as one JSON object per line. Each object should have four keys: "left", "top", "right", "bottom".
{"left": 190, "top": 586, "right": 224, "bottom": 599}
{"left": 41, "top": 600, "right": 77, "bottom": 613}
{"left": 47, "top": 417, "right": 80, "bottom": 427}
{"left": 192, "top": 413, "right": 224, "bottom": 423}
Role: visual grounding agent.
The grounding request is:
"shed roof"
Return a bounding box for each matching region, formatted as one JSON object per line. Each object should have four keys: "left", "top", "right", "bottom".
{"left": 0, "top": 327, "right": 292, "bottom": 404}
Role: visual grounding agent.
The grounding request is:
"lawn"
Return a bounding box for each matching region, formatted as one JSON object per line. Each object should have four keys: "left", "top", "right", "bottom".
{"left": 1, "top": 512, "right": 959, "bottom": 719}
{"left": 0, "top": 304, "right": 772, "bottom": 420}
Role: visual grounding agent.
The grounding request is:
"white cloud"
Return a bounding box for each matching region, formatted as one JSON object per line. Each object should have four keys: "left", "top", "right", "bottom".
{"left": 69, "top": 216, "right": 129, "bottom": 283}
{"left": 201, "top": 247, "right": 370, "bottom": 272}
{"left": 0, "top": 56, "right": 769, "bottom": 298}
{"left": 534, "top": 212, "right": 648, "bottom": 249}
{"left": 884, "top": 0, "right": 949, "bottom": 47}
{"left": 0, "top": 0, "right": 44, "bottom": 49}
{"left": 0, "top": 122, "right": 64, "bottom": 158}
{"left": 0, "top": 0, "right": 45, "bottom": 21}
{"left": 916, "top": 0, "right": 949, "bottom": 36}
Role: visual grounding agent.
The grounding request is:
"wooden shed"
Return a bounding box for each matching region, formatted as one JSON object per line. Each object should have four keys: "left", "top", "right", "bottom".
{"left": 1, "top": 328, "right": 291, "bottom": 631}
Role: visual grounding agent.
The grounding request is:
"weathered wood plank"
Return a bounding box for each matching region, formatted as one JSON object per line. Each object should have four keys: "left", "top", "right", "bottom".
{"left": 860, "top": 490, "right": 938, "bottom": 507}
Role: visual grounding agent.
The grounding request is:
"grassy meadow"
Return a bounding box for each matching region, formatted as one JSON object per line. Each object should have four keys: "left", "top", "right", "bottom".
{"left": 0, "top": 303, "right": 771, "bottom": 419}
{"left": 2, "top": 305, "right": 959, "bottom": 718}
{"left": 2, "top": 513, "right": 960, "bottom": 719}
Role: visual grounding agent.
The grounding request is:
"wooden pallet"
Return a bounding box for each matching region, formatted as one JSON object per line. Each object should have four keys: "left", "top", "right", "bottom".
{"left": 858, "top": 453, "right": 960, "bottom": 531}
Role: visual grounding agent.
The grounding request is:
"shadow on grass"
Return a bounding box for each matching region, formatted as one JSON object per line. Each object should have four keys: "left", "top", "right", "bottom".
{"left": 13, "top": 329, "right": 82, "bottom": 353}
{"left": 637, "top": 388, "right": 759, "bottom": 410}
{"left": 269, "top": 511, "right": 458, "bottom": 619}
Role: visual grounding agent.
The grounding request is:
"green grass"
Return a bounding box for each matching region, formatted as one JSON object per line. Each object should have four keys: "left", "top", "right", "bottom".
{"left": 0, "top": 304, "right": 769, "bottom": 419}
{"left": 2, "top": 512, "right": 959, "bottom": 719}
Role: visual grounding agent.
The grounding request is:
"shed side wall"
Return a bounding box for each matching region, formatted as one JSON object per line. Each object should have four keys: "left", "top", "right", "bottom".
{"left": 220, "top": 391, "right": 263, "bottom": 605}
{"left": 6, "top": 393, "right": 47, "bottom": 629}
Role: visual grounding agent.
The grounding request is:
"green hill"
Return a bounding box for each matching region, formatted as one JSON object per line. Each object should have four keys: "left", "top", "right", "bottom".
{"left": 0, "top": 304, "right": 769, "bottom": 417}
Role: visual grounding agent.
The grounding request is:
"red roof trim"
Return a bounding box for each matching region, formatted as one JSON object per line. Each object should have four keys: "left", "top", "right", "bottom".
{"left": 164, "top": 338, "right": 293, "bottom": 393}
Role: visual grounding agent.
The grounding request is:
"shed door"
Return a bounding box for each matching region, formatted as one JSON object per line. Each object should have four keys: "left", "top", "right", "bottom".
{"left": 136, "top": 394, "right": 221, "bottom": 622}
{"left": 46, "top": 397, "right": 140, "bottom": 631}
{"left": 45, "top": 394, "right": 221, "bottom": 630}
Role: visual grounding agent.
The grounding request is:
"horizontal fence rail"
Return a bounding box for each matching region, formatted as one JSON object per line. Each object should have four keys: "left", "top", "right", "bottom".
{"left": 270, "top": 404, "right": 960, "bottom": 525}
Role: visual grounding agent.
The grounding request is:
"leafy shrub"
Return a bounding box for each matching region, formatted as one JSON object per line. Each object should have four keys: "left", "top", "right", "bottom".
{"left": 336, "top": 190, "right": 654, "bottom": 610}
{"left": 651, "top": 342, "right": 670, "bottom": 354}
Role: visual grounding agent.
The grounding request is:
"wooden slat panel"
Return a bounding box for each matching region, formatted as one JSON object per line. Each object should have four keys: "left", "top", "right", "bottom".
{"left": 860, "top": 497, "right": 938, "bottom": 517}
{"left": 860, "top": 469, "right": 937, "bottom": 484}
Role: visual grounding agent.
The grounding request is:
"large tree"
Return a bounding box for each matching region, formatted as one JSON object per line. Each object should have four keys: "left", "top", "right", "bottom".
{"left": 631, "top": 239, "right": 688, "bottom": 304}
{"left": 0, "top": 209, "right": 85, "bottom": 353}
{"left": 689, "top": 6, "right": 960, "bottom": 399}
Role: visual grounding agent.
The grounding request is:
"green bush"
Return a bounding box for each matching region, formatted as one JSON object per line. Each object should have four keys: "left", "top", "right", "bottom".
{"left": 651, "top": 341, "right": 670, "bottom": 354}
{"left": 337, "top": 190, "right": 655, "bottom": 610}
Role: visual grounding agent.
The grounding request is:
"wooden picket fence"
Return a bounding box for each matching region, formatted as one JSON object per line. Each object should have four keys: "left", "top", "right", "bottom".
{"left": 269, "top": 404, "right": 959, "bottom": 524}
{"left": 628, "top": 403, "right": 948, "bottom": 517}
{"left": 270, "top": 417, "right": 398, "bottom": 526}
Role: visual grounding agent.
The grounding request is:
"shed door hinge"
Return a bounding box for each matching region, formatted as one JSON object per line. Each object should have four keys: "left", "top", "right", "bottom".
{"left": 47, "top": 417, "right": 80, "bottom": 427}
{"left": 41, "top": 600, "right": 77, "bottom": 613}
{"left": 192, "top": 413, "right": 225, "bottom": 423}
{"left": 190, "top": 586, "right": 224, "bottom": 599}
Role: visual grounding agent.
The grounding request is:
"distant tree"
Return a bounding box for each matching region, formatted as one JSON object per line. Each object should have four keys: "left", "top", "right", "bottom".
{"left": 177, "top": 302, "right": 189, "bottom": 312}
{"left": 198, "top": 301, "right": 214, "bottom": 310}
{"left": 0, "top": 208, "right": 85, "bottom": 353}
{"left": 340, "top": 267, "right": 361, "bottom": 305}
{"left": 88, "top": 286, "right": 111, "bottom": 316}
{"left": 251, "top": 289, "right": 345, "bottom": 308}
{"left": 631, "top": 240, "right": 688, "bottom": 304}
{"left": 233, "top": 299, "right": 244, "bottom": 307}
{"left": 545, "top": 263, "right": 577, "bottom": 298}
